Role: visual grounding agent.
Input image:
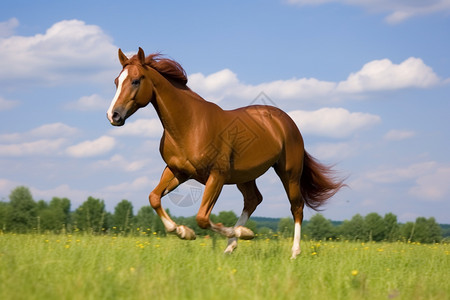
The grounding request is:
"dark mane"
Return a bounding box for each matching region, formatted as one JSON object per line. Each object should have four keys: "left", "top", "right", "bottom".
{"left": 141, "top": 54, "right": 188, "bottom": 85}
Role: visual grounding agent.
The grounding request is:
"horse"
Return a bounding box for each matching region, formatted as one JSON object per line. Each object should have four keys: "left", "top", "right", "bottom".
{"left": 107, "top": 48, "right": 345, "bottom": 258}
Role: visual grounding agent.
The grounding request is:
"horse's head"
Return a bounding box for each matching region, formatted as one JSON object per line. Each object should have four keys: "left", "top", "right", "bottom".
{"left": 107, "top": 48, "right": 154, "bottom": 126}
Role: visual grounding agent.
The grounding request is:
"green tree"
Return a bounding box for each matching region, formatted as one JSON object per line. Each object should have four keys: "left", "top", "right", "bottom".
{"left": 9, "top": 186, "right": 37, "bottom": 233}
{"left": 277, "top": 217, "right": 294, "bottom": 238}
{"left": 425, "top": 217, "right": 442, "bottom": 243}
{"left": 410, "top": 217, "right": 442, "bottom": 243}
{"left": 364, "top": 212, "right": 385, "bottom": 242}
{"left": 137, "top": 207, "right": 171, "bottom": 236}
{"left": 50, "top": 197, "right": 71, "bottom": 225}
{"left": 384, "top": 213, "right": 399, "bottom": 242}
{"left": 36, "top": 200, "right": 48, "bottom": 211}
{"left": 400, "top": 221, "right": 415, "bottom": 242}
{"left": 112, "top": 200, "right": 134, "bottom": 233}
{"left": 73, "top": 197, "right": 107, "bottom": 233}
{"left": 37, "top": 197, "right": 71, "bottom": 232}
{"left": 306, "top": 213, "right": 335, "bottom": 240}
{"left": 0, "top": 201, "right": 11, "bottom": 231}
{"left": 135, "top": 206, "right": 156, "bottom": 232}
{"left": 338, "top": 214, "right": 365, "bottom": 240}
{"left": 212, "top": 211, "right": 238, "bottom": 227}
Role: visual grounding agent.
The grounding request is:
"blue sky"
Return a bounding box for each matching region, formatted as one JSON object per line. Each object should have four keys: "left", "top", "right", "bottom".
{"left": 1, "top": 0, "right": 449, "bottom": 223}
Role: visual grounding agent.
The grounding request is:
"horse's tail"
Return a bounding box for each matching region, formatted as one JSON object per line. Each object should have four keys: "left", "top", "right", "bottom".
{"left": 300, "top": 151, "right": 346, "bottom": 210}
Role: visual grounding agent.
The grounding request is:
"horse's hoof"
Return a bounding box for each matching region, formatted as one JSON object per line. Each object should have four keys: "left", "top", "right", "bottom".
{"left": 234, "top": 226, "right": 254, "bottom": 240}
{"left": 290, "top": 247, "right": 301, "bottom": 259}
{"left": 224, "top": 239, "right": 238, "bottom": 254}
{"left": 176, "top": 225, "right": 196, "bottom": 240}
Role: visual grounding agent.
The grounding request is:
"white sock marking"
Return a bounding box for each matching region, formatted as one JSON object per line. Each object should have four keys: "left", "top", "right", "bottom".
{"left": 225, "top": 211, "right": 250, "bottom": 253}
{"left": 292, "top": 222, "right": 302, "bottom": 255}
{"left": 160, "top": 215, "right": 176, "bottom": 232}
{"left": 235, "top": 211, "right": 249, "bottom": 227}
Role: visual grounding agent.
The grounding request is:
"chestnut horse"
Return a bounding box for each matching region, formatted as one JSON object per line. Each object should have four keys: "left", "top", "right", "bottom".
{"left": 107, "top": 48, "right": 344, "bottom": 258}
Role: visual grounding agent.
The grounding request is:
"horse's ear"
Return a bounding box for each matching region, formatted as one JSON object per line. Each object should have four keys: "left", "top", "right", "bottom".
{"left": 118, "top": 49, "right": 128, "bottom": 66}
{"left": 137, "top": 47, "right": 146, "bottom": 65}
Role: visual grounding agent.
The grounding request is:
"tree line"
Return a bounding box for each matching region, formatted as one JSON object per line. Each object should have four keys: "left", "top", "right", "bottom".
{"left": 0, "top": 186, "right": 447, "bottom": 243}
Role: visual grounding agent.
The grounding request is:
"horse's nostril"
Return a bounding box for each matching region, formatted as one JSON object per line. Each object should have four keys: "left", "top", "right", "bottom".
{"left": 112, "top": 111, "right": 121, "bottom": 122}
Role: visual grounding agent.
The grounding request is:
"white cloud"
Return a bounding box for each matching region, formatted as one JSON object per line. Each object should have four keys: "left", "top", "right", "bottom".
{"left": 95, "top": 154, "right": 152, "bottom": 172}
{"left": 65, "top": 94, "right": 110, "bottom": 111}
{"left": 189, "top": 69, "right": 336, "bottom": 103}
{"left": 0, "top": 138, "right": 67, "bottom": 156}
{"left": 410, "top": 166, "right": 450, "bottom": 200}
{"left": 190, "top": 69, "right": 238, "bottom": 94}
{"left": 0, "top": 18, "right": 19, "bottom": 37}
{"left": 0, "top": 19, "right": 117, "bottom": 85}
{"left": 109, "top": 118, "right": 163, "bottom": 138}
{"left": 365, "top": 161, "right": 450, "bottom": 201}
{"left": 288, "top": 107, "right": 381, "bottom": 138}
{"left": 30, "top": 123, "right": 79, "bottom": 138}
{"left": 337, "top": 58, "right": 440, "bottom": 93}
{"left": 285, "top": 0, "right": 450, "bottom": 24}
{"left": 0, "top": 178, "right": 20, "bottom": 196}
{"left": 188, "top": 57, "right": 442, "bottom": 104}
{"left": 188, "top": 69, "right": 242, "bottom": 102}
{"left": 0, "top": 122, "right": 79, "bottom": 143}
{"left": 102, "top": 176, "right": 154, "bottom": 193}
{"left": 384, "top": 129, "right": 416, "bottom": 141}
{"left": 66, "top": 135, "right": 116, "bottom": 158}
{"left": 0, "top": 122, "right": 79, "bottom": 157}
{"left": 0, "top": 96, "right": 19, "bottom": 111}
{"left": 309, "top": 142, "right": 357, "bottom": 160}
{"left": 366, "top": 161, "right": 437, "bottom": 184}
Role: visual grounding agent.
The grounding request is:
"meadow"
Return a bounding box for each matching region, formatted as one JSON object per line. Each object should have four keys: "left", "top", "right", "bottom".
{"left": 0, "top": 232, "right": 449, "bottom": 300}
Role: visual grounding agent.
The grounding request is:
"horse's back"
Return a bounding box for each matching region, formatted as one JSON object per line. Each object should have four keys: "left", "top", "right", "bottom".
{"left": 220, "top": 105, "right": 304, "bottom": 182}
{"left": 228, "top": 105, "right": 303, "bottom": 144}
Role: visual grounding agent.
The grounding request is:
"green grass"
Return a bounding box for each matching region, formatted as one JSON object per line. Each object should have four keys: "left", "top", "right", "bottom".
{"left": 1, "top": 233, "right": 449, "bottom": 300}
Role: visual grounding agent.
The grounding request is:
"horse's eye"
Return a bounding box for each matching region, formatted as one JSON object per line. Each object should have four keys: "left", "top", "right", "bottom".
{"left": 132, "top": 79, "right": 140, "bottom": 86}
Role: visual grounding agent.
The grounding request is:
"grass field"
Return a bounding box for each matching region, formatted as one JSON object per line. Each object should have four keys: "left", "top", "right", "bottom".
{"left": 0, "top": 232, "right": 449, "bottom": 300}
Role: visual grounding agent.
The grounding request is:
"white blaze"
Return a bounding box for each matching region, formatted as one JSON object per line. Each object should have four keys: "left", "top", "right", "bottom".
{"left": 107, "top": 69, "right": 128, "bottom": 122}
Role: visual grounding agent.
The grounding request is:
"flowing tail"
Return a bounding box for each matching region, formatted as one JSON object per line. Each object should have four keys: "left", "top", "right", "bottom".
{"left": 300, "top": 151, "right": 346, "bottom": 210}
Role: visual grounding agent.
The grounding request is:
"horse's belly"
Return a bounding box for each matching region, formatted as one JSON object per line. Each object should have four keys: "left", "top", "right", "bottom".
{"left": 226, "top": 154, "right": 278, "bottom": 184}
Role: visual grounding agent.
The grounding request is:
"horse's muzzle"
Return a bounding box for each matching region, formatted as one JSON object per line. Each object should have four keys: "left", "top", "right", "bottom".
{"left": 107, "top": 111, "right": 125, "bottom": 126}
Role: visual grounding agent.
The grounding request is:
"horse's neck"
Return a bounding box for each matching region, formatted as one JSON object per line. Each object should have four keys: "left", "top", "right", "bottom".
{"left": 148, "top": 69, "right": 204, "bottom": 138}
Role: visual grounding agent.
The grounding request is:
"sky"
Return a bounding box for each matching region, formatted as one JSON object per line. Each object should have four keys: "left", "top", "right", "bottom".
{"left": 1, "top": 0, "right": 449, "bottom": 223}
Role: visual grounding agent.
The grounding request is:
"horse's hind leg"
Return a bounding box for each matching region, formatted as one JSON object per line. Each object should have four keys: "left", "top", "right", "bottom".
{"left": 149, "top": 166, "right": 196, "bottom": 240}
{"left": 275, "top": 165, "right": 305, "bottom": 259}
{"left": 224, "top": 180, "right": 262, "bottom": 254}
{"left": 288, "top": 181, "right": 304, "bottom": 259}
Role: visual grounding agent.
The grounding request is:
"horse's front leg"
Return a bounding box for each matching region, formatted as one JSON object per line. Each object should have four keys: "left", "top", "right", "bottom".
{"left": 196, "top": 172, "right": 254, "bottom": 240}
{"left": 149, "top": 166, "right": 196, "bottom": 240}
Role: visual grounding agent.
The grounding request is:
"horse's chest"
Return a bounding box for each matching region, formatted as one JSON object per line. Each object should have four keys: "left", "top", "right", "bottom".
{"left": 160, "top": 137, "right": 197, "bottom": 173}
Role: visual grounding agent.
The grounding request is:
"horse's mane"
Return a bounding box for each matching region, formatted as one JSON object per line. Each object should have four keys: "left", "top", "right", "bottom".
{"left": 128, "top": 53, "right": 188, "bottom": 86}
